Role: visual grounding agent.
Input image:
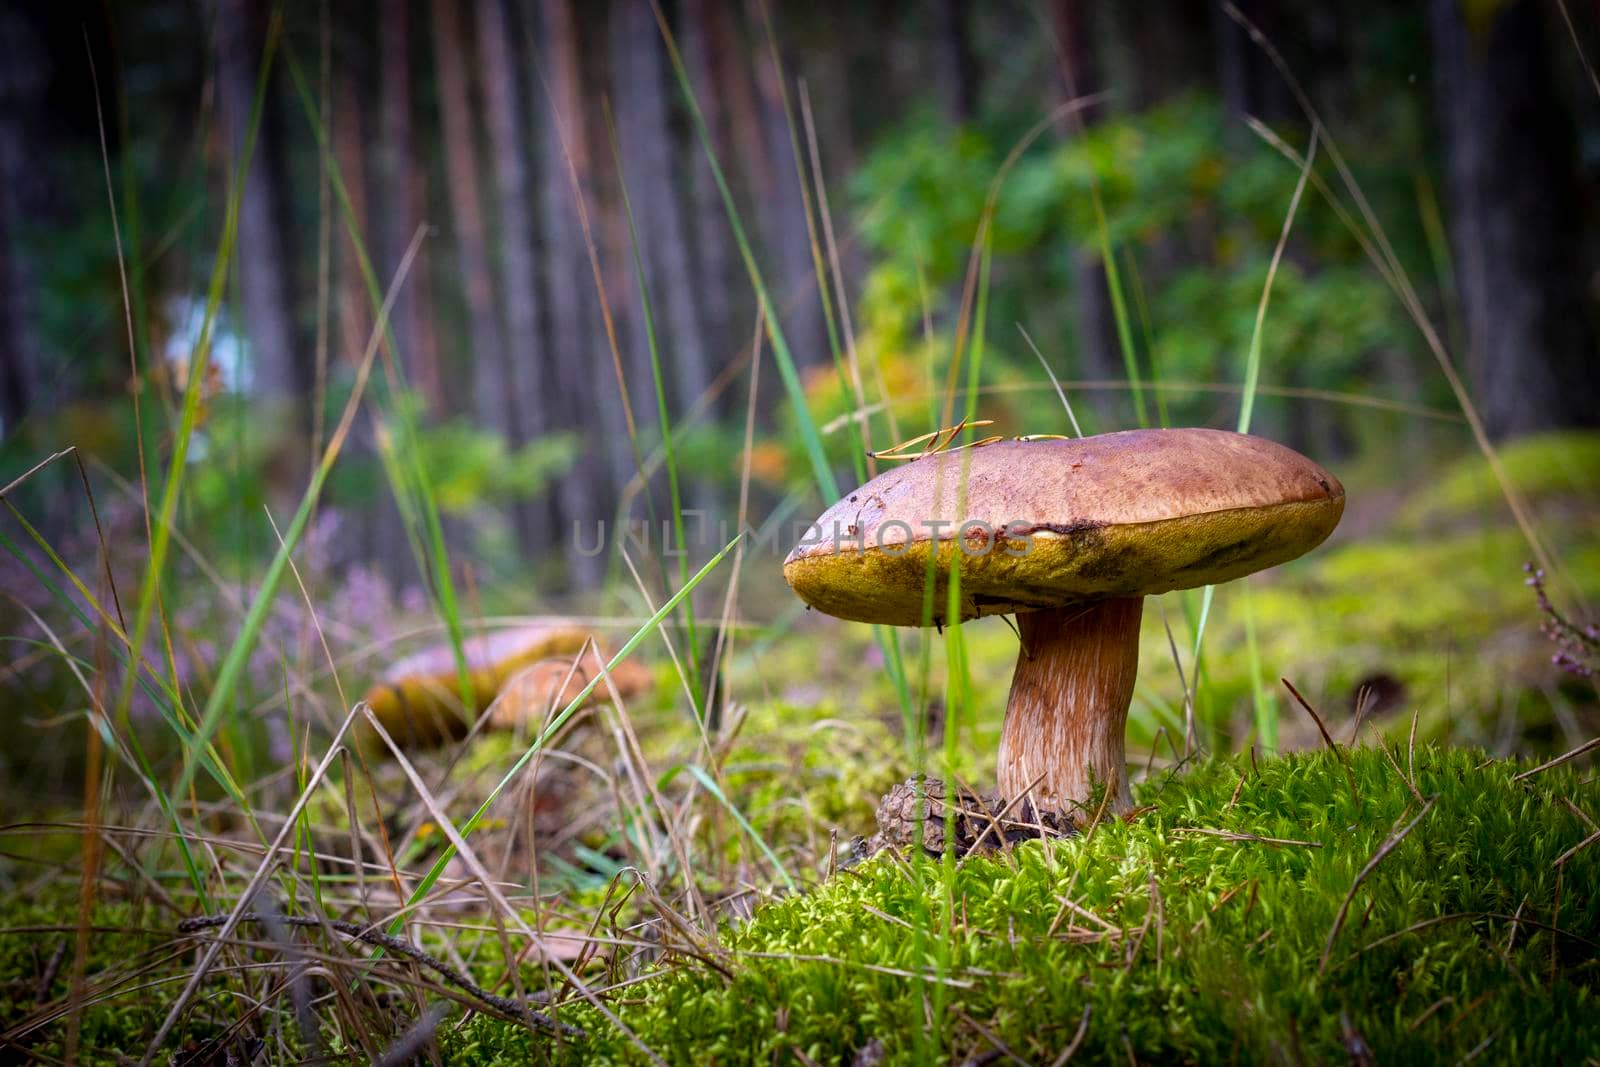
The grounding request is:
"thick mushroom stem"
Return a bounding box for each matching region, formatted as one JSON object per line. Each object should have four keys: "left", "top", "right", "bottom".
{"left": 997, "top": 596, "right": 1144, "bottom": 816}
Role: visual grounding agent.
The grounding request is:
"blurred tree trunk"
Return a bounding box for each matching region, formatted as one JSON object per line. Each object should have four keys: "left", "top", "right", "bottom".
{"left": 331, "top": 40, "right": 413, "bottom": 581}
{"left": 333, "top": 71, "right": 371, "bottom": 370}
{"left": 0, "top": 5, "right": 48, "bottom": 438}
{"left": 215, "top": 0, "right": 303, "bottom": 407}
{"left": 706, "top": 0, "right": 787, "bottom": 416}
{"left": 1050, "top": 0, "right": 1122, "bottom": 432}
{"left": 1208, "top": 1, "right": 1291, "bottom": 131}
{"left": 477, "top": 0, "right": 550, "bottom": 546}
{"left": 0, "top": 212, "right": 30, "bottom": 437}
{"left": 539, "top": 0, "right": 612, "bottom": 588}
{"left": 376, "top": 0, "right": 443, "bottom": 414}
{"left": 589, "top": 33, "right": 648, "bottom": 500}
{"left": 932, "top": 0, "right": 977, "bottom": 123}
{"left": 745, "top": 3, "right": 825, "bottom": 372}
{"left": 430, "top": 0, "right": 518, "bottom": 445}
{"left": 682, "top": 0, "right": 738, "bottom": 411}
{"left": 612, "top": 0, "right": 721, "bottom": 521}
{"left": 1430, "top": 0, "right": 1599, "bottom": 439}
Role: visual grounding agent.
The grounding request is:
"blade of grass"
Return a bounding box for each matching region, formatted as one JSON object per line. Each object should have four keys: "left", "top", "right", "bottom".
{"left": 111, "top": 11, "right": 281, "bottom": 753}
{"left": 939, "top": 96, "right": 1106, "bottom": 427}
{"left": 772, "top": 66, "right": 870, "bottom": 477}
{"left": 707, "top": 308, "right": 765, "bottom": 732}
{"left": 1016, "top": 323, "right": 1083, "bottom": 437}
{"left": 1224, "top": 1, "right": 1567, "bottom": 603}
{"left": 652, "top": 1, "right": 834, "bottom": 500}
{"left": 284, "top": 46, "right": 477, "bottom": 729}
{"left": 1087, "top": 182, "right": 1147, "bottom": 428}
{"left": 800, "top": 80, "right": 899, "bottom": 450}
{"left": 1124, "top": 246, "right": 1168, "bottom": 427}
{"left": 139, "top": 700, "right": 367, "bottom": 1066}
{"left": 1188, "top": 122, "right": 1318, "bottom": 743}
{"left": 1242, "top": 583, "right": 1275, "bottom": 756}
{"left": 171, "top": 226, "right": 426, "bottom": 802}
{"left": 1238, "top": 127, "right": 1318, "bottom": 435}
{"left": 683, "top": 764, "right": 795, "bottom": 893}
{"left": 606, "top": 105, "right": 704, "bottom": 722}
{"left": 389, "top": 535, "right": 740, "bottom": 936}
{"left": 662, "top": 1, "right": 918, "bottom": 729}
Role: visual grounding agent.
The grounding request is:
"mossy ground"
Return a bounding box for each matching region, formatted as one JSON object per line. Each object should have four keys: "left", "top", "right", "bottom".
{"left": 456, "top": 745, "right": 1599, "bottom": 1064}
{"left": 4, "top": 748, "right": 1596, "bottom": 1063}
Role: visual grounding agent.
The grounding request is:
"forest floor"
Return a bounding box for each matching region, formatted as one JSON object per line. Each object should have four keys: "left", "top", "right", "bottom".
{"left": 0, "top": 432, "right": 1597, "bottom": 1064}
{"left": 3, "top": 747, "right": 1597, "bottom": 1063}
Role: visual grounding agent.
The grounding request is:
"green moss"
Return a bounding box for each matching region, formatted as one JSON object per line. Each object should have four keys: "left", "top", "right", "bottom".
{"left": 1400, "top": 431, "right": 1600, "bottom": 526}
{"left": 0, "top": 894, "right": 204, "bottom": 1062}
{"left": 445, "top": 745, "right": 1600, "bottom": 1064}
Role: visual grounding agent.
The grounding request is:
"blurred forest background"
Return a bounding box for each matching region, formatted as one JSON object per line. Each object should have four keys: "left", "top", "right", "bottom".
{"left": 2, "top": 0, "right": 1595, "bottom": 573}
{"left": 2, "top": 0, "right": 1599, "bottom": 787}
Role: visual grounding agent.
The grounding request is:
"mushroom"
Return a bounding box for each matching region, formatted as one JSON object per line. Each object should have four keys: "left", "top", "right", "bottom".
{"left": 783, "top": 428, "right": 1344, "bottom": 816}
{"left": 362, "top": 619, "right": 631, "bottom": 747}
{"left": 485, "top": 656, "right": 653, "bottom": 733}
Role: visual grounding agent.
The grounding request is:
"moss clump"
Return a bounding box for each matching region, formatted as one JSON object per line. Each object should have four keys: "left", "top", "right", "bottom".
{"left": 1400, "top": 429, "right": 1600, "bottom": 524}
{"left": 447, "top": 745, "right": 1600, "bottom": 1064}
{"left": 0, "top": 895, "right": 196, "bottom": 1060}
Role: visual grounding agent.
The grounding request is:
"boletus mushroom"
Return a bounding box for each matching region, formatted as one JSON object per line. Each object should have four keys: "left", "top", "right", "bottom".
{"left": 783, "top": 428, "right": 1344, "bottom": 817}
{"left": 485, "top": 656, "right": 653, "bottom": 733}
{"left": 363, "top": 620, "right": 643, "bottom": 747}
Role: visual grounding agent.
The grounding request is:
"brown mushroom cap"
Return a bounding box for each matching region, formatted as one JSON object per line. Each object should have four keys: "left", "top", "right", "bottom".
{"left": 784, "top": 428, "right": 1344, "bottom": 627}
{"left": 485, "top": 657, "right": 654, "bottom": 732}
{"left": 362, "top": 620, "right": 596, "bottom": 747}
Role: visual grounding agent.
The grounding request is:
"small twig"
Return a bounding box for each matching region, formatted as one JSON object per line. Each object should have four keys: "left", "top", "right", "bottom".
{"left": 1225, "top": 771, "right": 1247, "bottom": 811}
{"left": 1282, "top": 678, "right": 1359, "bottom": 806}
{"left": 957, "top": 1008, "right": 1029, "bottom": 1067}
{"left": 1458, "top": 1027, "right": 1504, "bottom": 1065}
{"left": 1524, "top": 562, "right": 1598, "bottom": 678}
{"left": 1407, "top": 705, "right": 1419, "bottom": 783}
{"left": 861, "top": 905, "right": 915, "bottom": 931}
{"left": 1172, "top": 827, "right": 1322, "bottom": 848}
{"left": 177, "top": 912, "right": 581, "bottom": 1036}
{"left": 1505, "top": 896, "right": 1528, "bottom": 954}
{"left": 1053, "top": 895, "right": 1119, "bottom": 934}
{"left": 374, "top": 1001, "right": 455, "bottom": 1067}
{"left": 1048, "top": 1004, "right": 1093, "bottom": 1066}
{"left": 1319, "top": 796, "right": 1436, "bottom": 975}
{"left": 1407, "top": 995, "right": 1453, "bottom": 1032}
{"left": 34, "top": 940, "right": 66, "bottom": 1005}
{"left": 1348, "top": 683, "right": 1374, "bottom": 745}
{"left": 867, "top": 417, "right": 995, "bottom": 460}
{"left": 1554, "top": 829, "right": 1600, "bottom": 869}
{"left": 1511, "top": 737, "right": 1600, "bottom": 782}
{"left": 1354, "top": 910, "right": 1600, "bottom": 959}
{"left": 1376, "top": 742, "right": 1425, "bottom": 806}
{"left": 962, "top": 771, "right": 1054, "bottom": 857}
{"left": 1558, "top": 796, "right": 1599, "bottom": 832}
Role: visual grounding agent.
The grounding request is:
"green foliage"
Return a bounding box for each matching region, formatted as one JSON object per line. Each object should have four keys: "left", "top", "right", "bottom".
{"left": 403, "top": 418, "right": 576, "bottom": 515}
{"left": 444, "top": 746, "right": 1600, "bottom": 1064}
{"left": 848, "top": 95, "right": 1429, "bottom": 437}
{"left": 1401, "top": 429, "right": 1600, "bottom": 526}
